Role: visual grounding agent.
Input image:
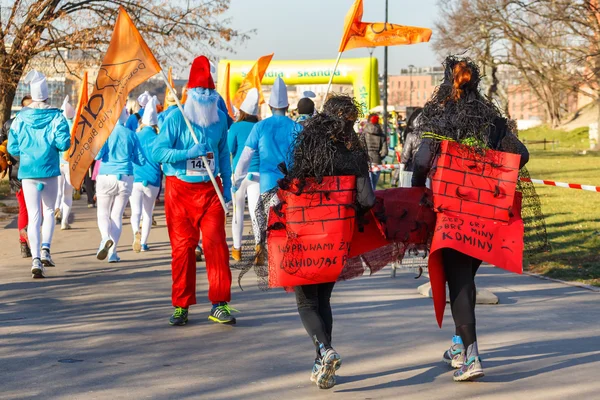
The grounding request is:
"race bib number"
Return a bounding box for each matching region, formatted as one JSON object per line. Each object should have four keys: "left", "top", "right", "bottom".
{"left": 186, "top": 152, "right": 215, "bottom": 177}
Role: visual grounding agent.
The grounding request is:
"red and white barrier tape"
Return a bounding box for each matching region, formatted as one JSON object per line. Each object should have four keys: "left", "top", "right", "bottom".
{"left": 370, "top": 164, "right": 401, "bottom": 172}
{"left": 370, "top": 164, "right": 600, "bottom": 192}
{"left": 519, "top": 178, "right": 600, "bottom": 193}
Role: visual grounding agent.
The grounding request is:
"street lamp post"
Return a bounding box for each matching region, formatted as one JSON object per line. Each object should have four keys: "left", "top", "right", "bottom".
{"left": 408, "top": 64, "right": 415, "bottom": 108}
{"left": 383, "top": 0, "right": 389, "bottom": 137}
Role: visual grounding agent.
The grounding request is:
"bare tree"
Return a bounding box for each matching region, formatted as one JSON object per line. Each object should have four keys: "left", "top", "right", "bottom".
{"left": 0, "top": 0, "right": 250, "bottom": 126}
{"left": 434, "top": 0, "right": 579, "bottom": 127}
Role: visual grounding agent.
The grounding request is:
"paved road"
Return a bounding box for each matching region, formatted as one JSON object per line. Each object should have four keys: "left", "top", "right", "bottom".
{"left": 1, "top": 199, "right": 599, "bottom": 399}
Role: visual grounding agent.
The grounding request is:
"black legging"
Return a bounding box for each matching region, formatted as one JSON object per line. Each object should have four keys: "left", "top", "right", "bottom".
{"left": 442, "top": 248, "right": 482, "bottom": 350}
{"left": 84, "top": 164, "right": 96, "bottom": 205}
{"left": 294, "top": 282, "right": 336, "bottom": 357}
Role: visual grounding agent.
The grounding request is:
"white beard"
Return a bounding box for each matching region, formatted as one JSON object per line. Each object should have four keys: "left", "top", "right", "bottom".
{"left": 184, "top": 89, "right": 220, "bottom": 128}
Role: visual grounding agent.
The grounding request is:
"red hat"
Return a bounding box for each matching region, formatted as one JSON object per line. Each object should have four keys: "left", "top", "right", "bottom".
{"left": 188, "top": 56, "right": 215, "bottom": 90}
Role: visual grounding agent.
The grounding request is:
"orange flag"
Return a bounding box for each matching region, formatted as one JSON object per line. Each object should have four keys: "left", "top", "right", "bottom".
{"left": 224, "top": 63, "right": 234, "bottom": 118}
{"left": 231, "top": 53, "right": 274, "bottom": 109}
{"left": 338, "top": 0, "right": 432, "bottom": 52}
{"left": 64, "top": 71, "right": 88, "bottom": 161}
{"left": 181, "top": 83, "right": 188, "bottom": 104}
{"left": 163, "top": 66, "right": 177, "bottom": 109}
{"left": 67, "top": 6, "right": 161, "bottom": 189}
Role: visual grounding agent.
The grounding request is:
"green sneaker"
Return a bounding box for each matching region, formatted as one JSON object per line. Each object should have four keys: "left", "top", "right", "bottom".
{"left": 169, "top": 307, "right": 188, "bottom": 326}
{"left": 208, "top": 303, "right": 238, "bottom": 324}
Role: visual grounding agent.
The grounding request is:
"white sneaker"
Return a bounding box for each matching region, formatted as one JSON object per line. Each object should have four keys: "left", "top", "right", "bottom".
{"left": 31, "top": 258, "right": 46, "bottom": 279}
{"left": 61, "top": 223, "right": 71, "bottom": 230}
{"left": 96, "top": 239, "right": 114, "bottom": 260}
{"left": 41, "top": 248, "right": 55, "bottom": 267}
{"left": 132, "top": 231, "right": 141, "bottom": 253}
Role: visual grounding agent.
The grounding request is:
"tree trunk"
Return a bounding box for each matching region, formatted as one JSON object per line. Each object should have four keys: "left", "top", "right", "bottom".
{"left": 0, "top": 54, "right": 27, "bottom": 128}
{"left": 0, "top": 81, "right": 17, "bottom": 128}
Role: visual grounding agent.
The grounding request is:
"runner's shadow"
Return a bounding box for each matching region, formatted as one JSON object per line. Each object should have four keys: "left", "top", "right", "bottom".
{"left": 335, "top": 362, "right": 448, "bottom": 392}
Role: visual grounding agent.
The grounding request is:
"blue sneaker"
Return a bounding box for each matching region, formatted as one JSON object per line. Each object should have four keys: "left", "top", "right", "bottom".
{"left": 108, "top": 253, "right": 121, "bottom": 263}
{"left": 453, "top": 356, "right": 484, "bottom": 381}
{"left": 310, "top": 358, "right": 322, "bottom": 383}
{"left": 141, "top": 244, "right": 150, "bottom": 252}
{"left": 96, "top": 239, "right": 114, "bottom": 261}
{"left": 443, "top": 336, "right": 465, "bottom": 368}
{"left": 315, "top": 348, "right": 342, "bottom": 389}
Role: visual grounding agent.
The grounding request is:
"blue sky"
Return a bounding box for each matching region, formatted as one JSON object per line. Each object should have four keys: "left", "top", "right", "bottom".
{"left": 221, "top": 0, "right": 441, "bottom": 74}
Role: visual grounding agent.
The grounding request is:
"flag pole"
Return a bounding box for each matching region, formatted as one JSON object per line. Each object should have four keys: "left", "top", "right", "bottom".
{"left": 158, "top": 69, "right": 228, "bottom": 212}
{"left": 321, "top": 51, "right": 343, "bottom": 110}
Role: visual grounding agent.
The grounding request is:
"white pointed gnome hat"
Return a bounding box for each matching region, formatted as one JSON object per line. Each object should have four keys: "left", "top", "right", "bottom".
{"left": 137, "top": 91, "right": 152, "bottom": 107}
{"left": 24, "top": 70, "right": 48, "bottom": 102}
{"left": 142, "top": 96, "right": 159, "bottom": 126}
{"left": 61, "top": 95, "right": 76, "bottom": 119}
{"left": 240, "top": 88, "right": 260, "bottom": 116}
{"left": 269, "top": 77, "right": 289, "bottom": 108}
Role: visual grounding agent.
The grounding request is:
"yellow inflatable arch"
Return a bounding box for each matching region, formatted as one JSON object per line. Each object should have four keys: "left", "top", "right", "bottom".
{"left": 217, "top": 58, "right": 379, "bottom": 113}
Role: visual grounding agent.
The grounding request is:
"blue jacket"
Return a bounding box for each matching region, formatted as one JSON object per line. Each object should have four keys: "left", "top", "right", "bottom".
{"left": 96, "top": 124, "right": 145, "bottom": 176}
{"left": 245, "top": 115, "right": 300, "bottom": 193}
{"left": 228, "top": 121, "right": 259, "bottom": 173}
{"left": 125, "top": 107, "right": 144, "bottom": 132}
{"left": 152, "top": 108, "right": 232, "bottom": 196}
{"left": 133, "top": 126, "right": 162, "bottom": 187}
{"left": 59, "top": 119, "right": 74, "bottom": 165}
{"left": 158, "top": 105, "right": 178, "bottom": 129}
{"left": 8, "top": 107, "right": 71, "bottom": 179}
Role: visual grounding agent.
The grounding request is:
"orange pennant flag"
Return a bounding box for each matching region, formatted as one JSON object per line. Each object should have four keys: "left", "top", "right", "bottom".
{"left": 67, "top": 6, "right": 161, "bottom": 189}
{"left": 163, "top": 66, "right": 177, "bottom": 109}
{"left": 338, "top": 0, "right": 432, "bottom": 52}
{"left": 224, "top": 63, "right": 234, "bottom": 118}
{"left": 64, "top": 71, "right": 89, "bottom": 161}
{"left": 181, "top": 83, "right": 188, "bottom": 104}
{"left": 231, "top": 53, "right": 274, "bottom": 109}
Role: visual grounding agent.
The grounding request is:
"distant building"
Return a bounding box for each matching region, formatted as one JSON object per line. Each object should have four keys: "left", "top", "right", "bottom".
{"left": 386, "top": 64, "right": 578, "bottom": 124}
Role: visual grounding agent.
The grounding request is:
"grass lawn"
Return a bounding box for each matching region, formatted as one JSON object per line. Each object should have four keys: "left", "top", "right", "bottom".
{"left": 519, "top": 126, "right": 600, "bottom": 286}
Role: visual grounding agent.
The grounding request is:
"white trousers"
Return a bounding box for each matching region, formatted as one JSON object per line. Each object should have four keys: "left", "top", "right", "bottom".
{"left": 129, "top": 182, "right": 159, "bottom": 245}
{"left": 22, "top": 177, "right": 59, "bottom": 259}
{"left": 232, "top": 175, "right": 261, "bottom": 248}
{"left": 96, "top": 174, "right": 133, "bottom": 255}
{"left": 55, "top": 164, "right": 74, "bottom": 225}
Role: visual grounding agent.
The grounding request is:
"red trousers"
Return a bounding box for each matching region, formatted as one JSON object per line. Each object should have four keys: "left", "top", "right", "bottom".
{"left": 16, "top": 189, "right": 28, "bottom": 243}
{"left": 165, "top": 176, "right": 231, "bottom": 308}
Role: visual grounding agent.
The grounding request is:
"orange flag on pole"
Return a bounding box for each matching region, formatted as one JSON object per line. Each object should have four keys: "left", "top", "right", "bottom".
{"left": 163, "top": 66, "right": 177, "bottom": 109}
{"left": 67, "top": 6, "right": 161, "bottom": 189}
{"left": 64, "top": 71, "right": 88, "bottom": 161}
{"left": 224, "top": 62, "right": 234, "bottom": 118}
{"left": 338, "top": 0, "right": 432, "bottom": 52}
{"left": 231, "top": 53, "right": 274, "bottom": 109}
{"left": 181, "top": 84, "right": 188, "bottom": 104}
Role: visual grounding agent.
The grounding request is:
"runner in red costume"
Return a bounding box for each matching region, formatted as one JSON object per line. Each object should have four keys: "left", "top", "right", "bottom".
{"left": 411, "top": 56, "right": 530, "bottom": 382}
{"left": 152, "top": 55, "right": 235, "bottom": 326}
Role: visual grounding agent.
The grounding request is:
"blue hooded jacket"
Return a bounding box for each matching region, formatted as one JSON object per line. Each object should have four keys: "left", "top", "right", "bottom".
{"left": 8, "top": 107, "right": 71, "bottom": 179}
{"left": 157, "top": 105, "right": 178, "bottom": 129}
{"left": 96, "top": 124, "right": 146, "bottom": 176}
{"left": 228, "top": 121, "right": 259, "bottom": 173}
{"left": 125, "top": 107, "right": 144, "bottom": 132}
{"left": 245, "top": 115, "right": 300, "bottom": 193}
{"left": 151, "top": 108, "right": 231, "bottom": 196}
{"left": 133, "top": 126, "right": 162, "bottom": 187}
